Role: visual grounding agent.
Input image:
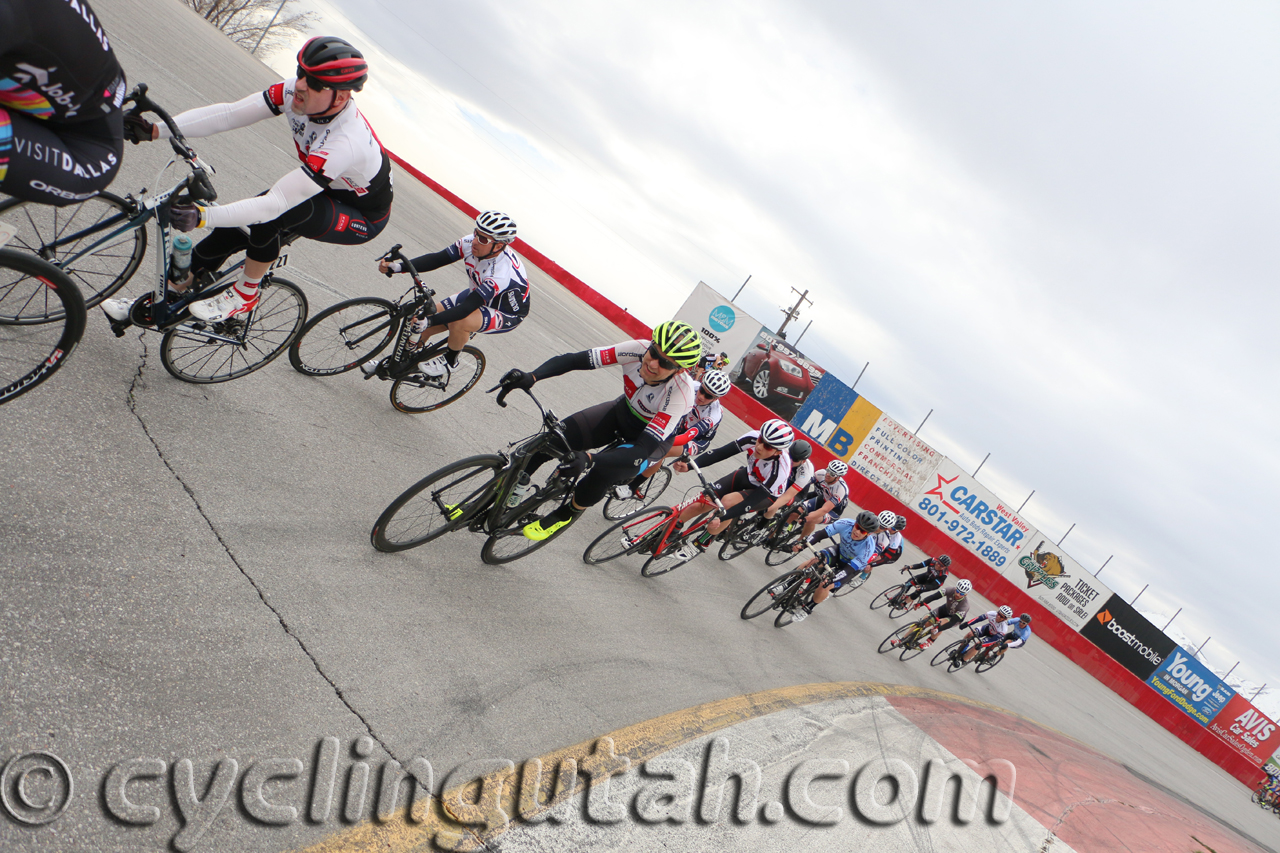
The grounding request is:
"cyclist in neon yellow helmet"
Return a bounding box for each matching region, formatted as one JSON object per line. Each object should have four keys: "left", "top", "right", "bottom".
{"left": 496, "top": 321, "right": 703, "bottom": 541}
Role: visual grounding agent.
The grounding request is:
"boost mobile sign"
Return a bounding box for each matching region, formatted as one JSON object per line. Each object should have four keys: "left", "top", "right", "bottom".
{"left": 1080, "top": 594, "right": 1177, "bottom": 681}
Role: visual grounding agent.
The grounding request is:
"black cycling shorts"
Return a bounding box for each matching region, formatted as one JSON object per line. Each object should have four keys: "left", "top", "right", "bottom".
{"left": 931, "top": 608, "right": 964, "bottom": 632}
{"left": 0, "top": 108, "right": 123, "bottom": 206}
{"left": 191, "top": 193, "right": 390, "bottom": 274}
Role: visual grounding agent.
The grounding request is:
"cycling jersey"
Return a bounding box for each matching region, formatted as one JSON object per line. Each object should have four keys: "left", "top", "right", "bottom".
{"left": 965, "top": 611, "right": 1015, "bottom": 639}
{"left": 919, "top": 586, "right": 970, "bottom": 621}
{"left": 817, "top": 517, "right": 877, "bottom": 570}
{"left": 587, "top": 341, "right": 699, "bottom": 441}
{"left": 1004, "top": 622, "right": 1032, "bottom": 649}
{"left": 696, "top": 430, "right": 794, "bottom": 497}
{"left": 786, "top": 459, "right": 815, "bottom": 492}
{"left": 812, "top": 469, "right": 849, "bottom": 511}
{"left": 674, "top": 397, "right": 723, "bottom": 448}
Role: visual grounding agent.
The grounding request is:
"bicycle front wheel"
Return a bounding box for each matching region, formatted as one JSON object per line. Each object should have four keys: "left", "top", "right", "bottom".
{"left": 741, "top": 571, "right": 802, "bottom": 620}
{"left": 764, "top": 530, "right": 802, "bottom": 566}
{"left": 717, "top": 518, "right": 768, "bottom": 561}
{"left": 582, "top": 507, "right": 675, "bottom": 565}
{"left": 160, "top": 276, "right": 308, "bottom": 383}
{"left": 371, "top": 455, "right": 505, "bottom": 552}
{"left": 869, "top": 583, "right": 906, "bottom": 612}
{"left": 390, "top": 345, "right": 485, "bottom": 413}
{"left": 0, "top": 193, "right": 144, "bottom": 320}
{"left": 0, "top": 249, "right": 86, "bottom": 404}
{"left": 288, "top": 296, "right": 395, "bottom": 375}
{"left": 602, "top": 465, "right": 672, "bottom": 520}
{"left": 641, "top": 529, "right": 705, "bottom": 578}
{"left": 975, "top": 648, "right": 1005, "bottom": 674}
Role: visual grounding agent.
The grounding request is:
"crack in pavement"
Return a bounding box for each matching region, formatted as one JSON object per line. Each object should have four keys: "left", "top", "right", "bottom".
{"left": 122, "top": 332, "right": 401, "bottom": 764}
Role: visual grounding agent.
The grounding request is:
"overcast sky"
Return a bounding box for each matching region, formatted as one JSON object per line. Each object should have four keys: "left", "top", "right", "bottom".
{"left": 272, "top": 0, "right": 1280, "bottom": 713}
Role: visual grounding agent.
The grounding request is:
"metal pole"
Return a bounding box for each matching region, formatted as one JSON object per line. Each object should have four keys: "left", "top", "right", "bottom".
{"left": 850, "top": 361, "right": 869, "bottom": 391}
{"left": 794, "top": 320, "right": 813, "bottom": 345}
{"left": 1017, "top": 490, "right": 1035, "bottom": 513}
{"left": 732, "top": 275, "right": 752, "bottom": 301}
{"left": 973, "top": 452, "right": 990, "bottom": 478}
{"left": 1161, "top": 607, "right": 1181, "bottom": 632}
{"left": 1251, "top": 684, "right": 1267, "bottom": 702}
{"left": 252, "top": 0, "right": 289, "bottom": 54}
{"left": 776, "top": 287, "right": 811, "bottom": 339}
{"left": 1194, "top": 636, "right": 1211, "bottom": 658}
{"left": 1130, "top": 583, "right": 1148, "bottom": 605}
{"left": 1057, "top": 523, "right": 1075, "bottom": 546}
{"left": 914, "top": 409, "right": 932, "bottom": 435}
{"left": 1095, "top": 555, "right": 1113, "bottom": 578}
{"left": 1223, "top": 661, "right": 1239, "bottom": 681}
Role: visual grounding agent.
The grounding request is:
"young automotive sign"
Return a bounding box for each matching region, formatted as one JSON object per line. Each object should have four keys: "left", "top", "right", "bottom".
{"left": 1147, "top": 647, "right": 1235, "bottom": 726}
{"left": 1080, "top": 594, "right": 1177, "bottom": 681}
{"left": 674, "top": 282, "right": 764, "bottom": 368}
{"left": 906, "top": 458, "right": 1037, "bottom": 573}
{"left": 1207, "top": 694, "right": 1280, "bottom": 767}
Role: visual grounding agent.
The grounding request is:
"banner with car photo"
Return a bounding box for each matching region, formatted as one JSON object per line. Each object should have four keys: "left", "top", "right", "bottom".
{"left": 728, "top": 329, "right": 829, "bottom": 421}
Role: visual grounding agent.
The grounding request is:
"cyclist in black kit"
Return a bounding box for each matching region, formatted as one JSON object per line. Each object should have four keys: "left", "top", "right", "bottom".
{"left": 0, "top": 0, "right": 127, "bottom": 205}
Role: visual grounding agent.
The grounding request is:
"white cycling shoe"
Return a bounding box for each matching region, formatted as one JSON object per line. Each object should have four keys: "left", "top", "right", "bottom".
{"left": 189, "top": 286, "right": 258, "bottom": 322}
{"left": 100, "top": 297, "right": 133, "bottom": 322}
{"left": 419, "top": 355, "right": 451, "bottom": 378}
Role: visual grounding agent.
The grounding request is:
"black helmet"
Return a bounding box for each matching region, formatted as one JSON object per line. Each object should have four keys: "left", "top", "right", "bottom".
{"left": 855, "top": 510, "right": 881, "bottom": 533}
{"left": 935, "top": 554, "right": 952, "bottom": 568}
{"left": 789, "top": 440, "right": 812, "bottom": 462}
{"left": 1019, "top": 613, "right": 1032, "bottom": 624}
{"left": 297, "top": 37, "right": 368, "bottom": 91}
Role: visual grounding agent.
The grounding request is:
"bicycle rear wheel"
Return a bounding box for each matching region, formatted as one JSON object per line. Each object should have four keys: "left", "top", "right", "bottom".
{"left": 641, "top": 529, "right": 705, "bottom": 577}
{"left": 869, "top": 583, "right": 906, "bottom": 612}
{"left": 390, "top": 345, "right": 485, "bottom": 413}
{"left": 0, "top": 193, "right": 144, "bottom": 320}
{"left": 0, "top": 249, "right": 85, "bottom": 404}
{"left": 764, "top": 527, "right": 802, "bottom": 566}
{"left": 602, "top": 465, "right": 672, "bottom": 520}
{"left": 741, "top": 571, "right": 802, "bottom": 620}
{"left": 717, "top": 517, "right": 769, "bottom": 561}
{"left": 880, "top": 624, "right": 916, "bottom": 654}
{"left": 975, "top": 648, "right": 1005, "bottom": 674}
{"left": 582, "top": 507, "right": 675, "bottom": 564}
{"left": 159, "top": 276, "right": 307, "bottom": 383}
{"left": 288, "top": 296, "right": 395, "bottom": 375}
{"left": 371, "top": 455, "right": 505, "bottom": 552}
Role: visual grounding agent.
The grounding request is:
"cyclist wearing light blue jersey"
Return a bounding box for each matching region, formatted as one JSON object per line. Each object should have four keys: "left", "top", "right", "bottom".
{"left": 787, "top": 510, "right": 881, "bottom": 622}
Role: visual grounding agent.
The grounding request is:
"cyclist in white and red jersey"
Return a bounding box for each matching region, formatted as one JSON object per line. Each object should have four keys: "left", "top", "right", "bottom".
{"left": 868, "top": 511, "right": 906, "bottom": 568}
{"left": 497, "top": 321, "right": 702, "bottom": 540}
{"left": 783, "top": 458, "right": 849, "bottom": 541}
{"left": 671, "top": 419, "right": 795, "bottom": 536}
{"left": 959, "top": 606, "right": 1023, "bottom": 662}
{"left": 103, "top": 37, "right": 391, "bottom": 325}
{"left": 761, "top": 438, "right": 814, "bottom": 521}
{"left": 614, "top": 368, "right": 728, "bottom": 500}
{"left": 362, "top": 210, "right": 528, "bottom": 379}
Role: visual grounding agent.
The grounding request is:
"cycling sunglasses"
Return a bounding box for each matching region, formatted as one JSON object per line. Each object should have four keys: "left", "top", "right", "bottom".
{"left": 296, "top": 66, "right": 332, "bottom": 91}
{"left": 473, "top": 230, "right": 497, "bottom": 246}
{"left": 647, "top": 343, "right": 679, "bottom": 371}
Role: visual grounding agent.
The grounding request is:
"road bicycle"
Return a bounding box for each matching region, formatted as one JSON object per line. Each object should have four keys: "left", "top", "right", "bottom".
{"left": 761, "top": 512, "right": 806, "bottom": 567}
{"left": 600, "top": 464, "right": 672, "bottom": 520}
{"left": 739, "top": 546, "right": 832, "bottom": 628}
{"left": 0, "top": 84, "right": 307, "bottom": 383}
{"left": 372, "top": 382, "right": 602, "bottom": 564}
{"left": 938, "top": 634, "right": 1005, "bottom": 674}
{"left": 0, "top": 248, "right": 86, "bottom": 404}
{"left": 716, "top": 507, "right": 789, "bottom": 562}
{"left": 581, "top": 454, "right": 727, "bottom": 577}
{"left": 287, "top": 244, "right": 485, "bottom": 413}
{"left": 878, "top": 613, "right": 942, "bottom": 660}
{"left": 869, "top": 568, "right": 934, "bottom": 617}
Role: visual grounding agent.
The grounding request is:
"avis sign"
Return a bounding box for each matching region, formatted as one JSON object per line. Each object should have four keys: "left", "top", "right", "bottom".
{"left": 1208, "top": 694, "right": 1280, "bottom": 767}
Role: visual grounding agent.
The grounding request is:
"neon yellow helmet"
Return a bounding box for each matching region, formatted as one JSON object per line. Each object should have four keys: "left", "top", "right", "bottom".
{"left": 651, "top": 321, "right": 703, "bottom": 369}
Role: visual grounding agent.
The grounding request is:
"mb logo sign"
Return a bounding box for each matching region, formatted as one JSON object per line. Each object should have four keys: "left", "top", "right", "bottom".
{"left": 798, "top": 409, "right": 858, "bottom": 456}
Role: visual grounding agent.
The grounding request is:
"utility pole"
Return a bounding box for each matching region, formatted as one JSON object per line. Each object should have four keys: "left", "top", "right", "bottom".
{"left": 776, "top": 287, "right": 812, "bottom": 339}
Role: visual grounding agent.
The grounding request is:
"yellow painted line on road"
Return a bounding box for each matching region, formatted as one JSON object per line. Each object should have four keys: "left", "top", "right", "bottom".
{"left": 291, "top": 680, "right": 1058, "bottom": 853}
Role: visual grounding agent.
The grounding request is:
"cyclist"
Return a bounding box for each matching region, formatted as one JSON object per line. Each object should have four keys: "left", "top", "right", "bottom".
{"left": 1, "top": 0, "right": 127, "bottom": 205}
{"left": 869, "top": 512, "right": 907, "bottom": 568}
{"left": 693, "top": 350, "right": 730, "bottom": 379}
{"left": 103, "top": 36, "right": 391, "bottom": 324}
{"left": 903, "top": 580, "right": 972, "bottom": 649}
{"left": 786, "top": 459, "right": 850, "bottom": 541}
{"left": 496, "top": 321, "right": 702, "bottom": 540}
{"left": 787, "top": 509, "right": 882, "bottom": 622}
{"left": 669, "top": 419, "right": 795, "bottom": 538}
{"left": 360, "top": 210, "right": 526, "bottom": 379}
{"left": 899, "top": 553, "right": 953, "bottom": 606}
{"left": 992, "top": 613, "right": 1033, "bottom": 659}
{"left": 761, "top": 438, "right": 815, "bottom": 522}
{"left": 959, "top": 605, "right": 1017, "bottom": 662}
{"left": 614, "top": 368, "right": 729, "bottom": 500}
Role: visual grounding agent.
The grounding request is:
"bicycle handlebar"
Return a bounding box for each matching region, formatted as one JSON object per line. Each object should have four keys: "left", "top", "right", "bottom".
{"left": 380, "top": 244, "right": 436, "bottom": 312}
{"left": 681, "top": 453, "right": 726, "bottom": 515}
{"left": 123, "top": 84, "right": 218, "bottom": 204}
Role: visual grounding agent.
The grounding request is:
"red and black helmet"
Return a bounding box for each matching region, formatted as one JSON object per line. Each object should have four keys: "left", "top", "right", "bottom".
{"left": 297, "top": 37, "right": 368, "bottom": 91}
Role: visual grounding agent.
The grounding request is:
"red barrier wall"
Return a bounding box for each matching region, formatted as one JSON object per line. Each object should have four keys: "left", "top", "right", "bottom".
{"left": 388, "top": 153, "right": 1265, "bottom": 788}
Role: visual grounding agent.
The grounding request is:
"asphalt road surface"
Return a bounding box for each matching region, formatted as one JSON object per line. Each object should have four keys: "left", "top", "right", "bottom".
{"left": 1, "top": 1, "right": 1275, "bottom": 851}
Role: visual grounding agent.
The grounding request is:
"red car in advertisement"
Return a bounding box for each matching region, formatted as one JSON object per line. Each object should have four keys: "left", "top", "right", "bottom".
{"left": 731, "top": 331, "right": 823, "bottom": 418}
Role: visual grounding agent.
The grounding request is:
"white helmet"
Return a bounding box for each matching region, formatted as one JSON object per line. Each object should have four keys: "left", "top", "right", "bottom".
{"left": 758, "top": 419, "right": 794, "bottom": 449}
{"left": 475, "top": 210, "right": 517, "bottom": 243}
{"left": 826, "top": 460, "right": 848, "bottom": 477}
{"left": 954, "top": 580, "right": 972, "bottom": 595}
{"left": 998, "top": 605, "right": 1013, "bottom": 619}
{"left": 877, "top": 510, "right": 897, "bottom": 529}
{"left": 701, "top": 370, "right": 731, "bottom": 398}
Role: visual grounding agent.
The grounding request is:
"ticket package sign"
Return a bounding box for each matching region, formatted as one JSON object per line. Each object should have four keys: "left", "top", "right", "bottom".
{"left": 1080, "top": 594, "right": 1178, "bottom": 681}
{"left": 1208, "top": 694, "right": 1280, "bottom": 766}
{"left": 999, "top": 541, "right": 1113, "bottom": 631}
{"left": 1147, "top": 646, "right": 1235, "bottom": 726}
{"left": 906, "top": 458, "right": 1037, "bottom": 572}
{"left": 847, "top": 413, "right": 943, "bottom": 501}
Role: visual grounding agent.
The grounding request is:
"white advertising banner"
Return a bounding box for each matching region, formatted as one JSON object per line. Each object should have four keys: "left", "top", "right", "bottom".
{"left": 674, "top": 282, "right": 765, "bottom": 366}
{"left": 849, "top": 413, "right": 943, "bottom": 501}
{"left": 999, "top": 540, "right": 1113, "bottom": 631}
{"left": 907, "top": 458, "right": 1039, "bottom": 576}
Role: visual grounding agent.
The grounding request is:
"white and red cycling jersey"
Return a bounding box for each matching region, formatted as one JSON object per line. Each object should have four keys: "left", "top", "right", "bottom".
{"left": 444, "top": 234, "right": 530, "bottom": 317}
{"left": 726, "top": 430, "right": 793, "bottom": 498}
{"left": 588, "top": 341, "right": 698, "bottom": 441}
{"left": 966, "top": 610, "right": 1016, "bottom": 640}
{"left": 813, "top": 468, "right": 850, "bottom": 510}
{"left": 786, "top": 458, "right": 815, "bottom": 492}
{"left": 875, "top": 529, "right": 904, "bottom": 553}
{"left": 674, "top": 396, "right": 723, "bottom": 448}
